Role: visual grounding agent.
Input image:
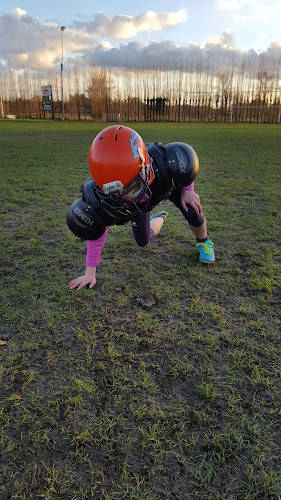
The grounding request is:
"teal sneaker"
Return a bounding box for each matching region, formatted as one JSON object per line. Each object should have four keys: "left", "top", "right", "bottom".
{"left": 150, "top": 211, "right": 168, "bottom": 221}
{"left": 196, "top": 238, "right": 215, "bottom": 263}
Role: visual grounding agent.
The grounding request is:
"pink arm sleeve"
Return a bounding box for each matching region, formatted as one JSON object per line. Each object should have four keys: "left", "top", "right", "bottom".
{"left": 86, "top": 227, "right": 109, "bottom": 267}
{"left": 182, "top": 182, "right": 194, "bottom": 191}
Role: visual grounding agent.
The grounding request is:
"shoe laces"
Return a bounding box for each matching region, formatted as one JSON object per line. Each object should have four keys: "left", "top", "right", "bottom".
{"left": 197, "top": 239, "right": 213, "bottom": 255}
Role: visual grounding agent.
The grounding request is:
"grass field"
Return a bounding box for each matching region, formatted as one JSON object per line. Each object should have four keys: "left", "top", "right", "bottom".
{"left": 0, "top": 120, "right": 281, "bottom": 500}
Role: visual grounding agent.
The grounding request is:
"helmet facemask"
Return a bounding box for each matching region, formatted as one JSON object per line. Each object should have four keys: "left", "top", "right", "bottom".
{"left": 94, "top": 152, "right": 154, "bottom": 217}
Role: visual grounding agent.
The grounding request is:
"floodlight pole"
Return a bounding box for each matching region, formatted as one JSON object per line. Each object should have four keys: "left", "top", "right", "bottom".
{"left": 61, "top": 26, "right": 65, "bottom": 120}
{"left": 0, "top": 94, "right": 4, "bottom": 118}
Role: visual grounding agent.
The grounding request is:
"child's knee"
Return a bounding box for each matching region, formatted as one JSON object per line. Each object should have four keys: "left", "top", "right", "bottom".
{"left": 135, "top": 237, "right": 150, "bottom": 247}
{"left": 184, "top": 206, "right": 205, "bottom": 227}
{"left": 132, "top": 227, "right": 154, "bottom": 247}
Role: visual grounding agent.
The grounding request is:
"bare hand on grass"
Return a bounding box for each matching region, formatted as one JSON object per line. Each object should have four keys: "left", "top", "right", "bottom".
{"left": 68, "top": 266, "right": 96, "bottom": 291}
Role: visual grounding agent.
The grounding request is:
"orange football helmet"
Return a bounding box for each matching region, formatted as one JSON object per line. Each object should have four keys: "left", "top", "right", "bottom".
{"left": 88, "top": 126, "right": 154, "bottom": 203}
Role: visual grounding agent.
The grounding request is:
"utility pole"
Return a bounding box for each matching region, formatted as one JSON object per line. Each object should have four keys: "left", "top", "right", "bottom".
{"left": 61, "top": 26, "right": 65, "bottom": 120}
{"left": 0, "top": 94, "right": 4, "bottom": 118}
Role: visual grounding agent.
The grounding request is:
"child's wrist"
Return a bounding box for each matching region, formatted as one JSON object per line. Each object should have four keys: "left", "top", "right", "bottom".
{"left": 86, "top": 266, "right": 96, "bottom": 275}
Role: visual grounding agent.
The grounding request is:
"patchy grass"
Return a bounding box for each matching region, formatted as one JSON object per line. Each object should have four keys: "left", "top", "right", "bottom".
{"left": 0, "top": 119, "right": 281, "bottom": 499}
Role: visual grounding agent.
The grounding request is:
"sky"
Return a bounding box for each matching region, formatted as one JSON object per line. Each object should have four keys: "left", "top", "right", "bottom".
{"left": 0, "top": 0, "right": 281, "bottom": 72}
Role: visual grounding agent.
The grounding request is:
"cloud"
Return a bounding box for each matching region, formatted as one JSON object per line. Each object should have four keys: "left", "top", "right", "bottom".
{"left": 0, "top": 7, "right": 188, "bottom": 69}
{"left": 0, "top": 8, "right": 280, "bottom": 74}
{"left": 77, "top": 30, "right": 281, "bottom": 77}
{"left": 72, "top": 9, "right": 188, "bottom": 39}
{"left": 216, "top": 0, "right": 260, "bottom": 11}
{"left": 81, "top": 31, "right": 270, "bottom": 71}
{"left": 216, "top": 0, "right": 281, "bottom": 21}
{"left": 0, "top": 8, "right": 93, "bottom": 69}
{"left": 204, "top": 29, "right": 237, "bottom": 50}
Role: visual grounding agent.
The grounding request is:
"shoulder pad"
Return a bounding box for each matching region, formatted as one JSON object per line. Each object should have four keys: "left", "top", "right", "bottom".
{"left": 67, "top": 198, "right": 106, "bottom": 240}
{"left": 144, "top": 142, "right": 174, "bottom": 199}
{"left": 165, "top": 142, "right": 199, "bottom": 187}
{"left": 146, "top": 142, "right": 166, "bottom": 162}
{"left": 82, "top": 178, "right": 100, "bottom": 207}
{"left": 146, "top": 142, "right": 173, "bottom": 197}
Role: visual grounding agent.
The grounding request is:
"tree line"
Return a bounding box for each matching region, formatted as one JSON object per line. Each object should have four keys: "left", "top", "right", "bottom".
{"left": 1, "top": 58, "right": 281, "bottom": 123}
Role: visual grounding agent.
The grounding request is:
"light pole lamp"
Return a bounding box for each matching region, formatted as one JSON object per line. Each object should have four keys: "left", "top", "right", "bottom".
{"left": 61, "top": 26, "right": 65, "bottom": 120}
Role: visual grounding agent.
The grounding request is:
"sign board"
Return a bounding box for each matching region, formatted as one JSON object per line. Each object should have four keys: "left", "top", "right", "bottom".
{"left": 41, "top": 85, "right": 52, "bottom": 111}
{"left": 41, "top": 85, "right": 52, "bottom": 97}
{"left": 42, "top": 96, "right": 52, "bottom": 111}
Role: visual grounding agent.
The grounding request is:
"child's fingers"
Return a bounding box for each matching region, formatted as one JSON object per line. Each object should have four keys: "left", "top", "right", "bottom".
{"left": 68, "top": 281, "right": 77, "bottom": 289}
{"left": 190, "top": 201, "right": 199, "bottom": 214}
{"left": 68, "top": 278, "right": 83, "bottom": 289}
{"left": 196, "top": 201, "right": 202, "bottom": 214}
{"left": 68, "top": 275, "right": 96, "bottom": 291}
{"left": 181, "top": 200, "right": 188, "bottom": 212}
{"left": 76, "top": 278, "right": 95, "bottom": 291}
